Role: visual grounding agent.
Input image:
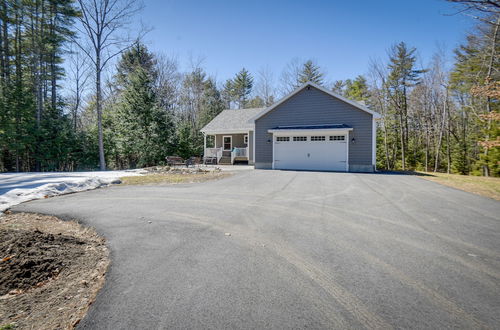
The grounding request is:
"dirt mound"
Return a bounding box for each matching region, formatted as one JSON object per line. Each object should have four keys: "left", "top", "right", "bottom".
{"left": 0, "top": 212, "right": 109, "bottom": 329}
{"left": 0, "top": 228, "right": 86, "bottom": 295}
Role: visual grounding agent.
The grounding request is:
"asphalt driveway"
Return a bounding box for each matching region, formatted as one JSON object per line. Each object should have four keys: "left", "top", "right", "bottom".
{"left": 12, "top": 170, "right": 500, "bottom": 329}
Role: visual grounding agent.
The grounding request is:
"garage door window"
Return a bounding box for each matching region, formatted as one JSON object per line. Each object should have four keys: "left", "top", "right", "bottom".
{"left": 276, "top": 136, "right": 290, "bottom": 142}
{"left": 311, "top": 136, "right": 326, "bottom": 141}
{"left": 329, "top": 135, "right": 345, "bottom": 141}
{"left": 293, "top": 136, "right": 307, "bottom": 141}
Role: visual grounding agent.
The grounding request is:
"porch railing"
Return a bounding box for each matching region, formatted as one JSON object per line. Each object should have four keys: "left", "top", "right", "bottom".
{"left": 204, "top": 147, "right": 222, "bottom": 164}
{"left": 231, "top": 147, "right": 248, "bottom": 164}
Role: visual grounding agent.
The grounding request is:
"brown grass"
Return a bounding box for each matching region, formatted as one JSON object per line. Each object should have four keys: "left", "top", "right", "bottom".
{"left": 416, "top": 171, "right": 500, "bottom": 201}
{"left": 120, "top": 171, "right": 230, "bottom": 185}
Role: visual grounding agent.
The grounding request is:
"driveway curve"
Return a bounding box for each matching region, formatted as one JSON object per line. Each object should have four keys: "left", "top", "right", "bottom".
{"left": 12, "top": 170, "right": 500, "bottom": 329}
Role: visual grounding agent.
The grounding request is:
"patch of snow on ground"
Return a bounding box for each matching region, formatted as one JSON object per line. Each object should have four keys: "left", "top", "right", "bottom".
{"left": 0, "top": 170, "right": 145, "bottom": 213}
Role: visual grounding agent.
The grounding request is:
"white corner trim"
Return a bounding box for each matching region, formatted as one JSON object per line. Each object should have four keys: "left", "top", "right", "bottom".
{"left": 249, "top": 81, "right": 381, "bottom": 123}
{"left": 372, "top": 117, "right": 377, "bottom": 169}
{"left": 252, "top": 129, "right": 256, "bottom": 166}
{"left": 346, "top": 132, "right": 350, "bottom": 172}
{"left": 271, "top": 133, "right": 275, "bottom": 170}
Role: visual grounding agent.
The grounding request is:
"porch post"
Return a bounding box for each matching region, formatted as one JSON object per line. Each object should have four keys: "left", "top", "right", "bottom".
{"left": 203, "top": 133, "right": 206, "bottom": 164}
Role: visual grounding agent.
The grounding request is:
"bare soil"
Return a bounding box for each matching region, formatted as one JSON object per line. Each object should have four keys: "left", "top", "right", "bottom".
{"left": 0, "top": 212, "right": 109, "bottom": 329}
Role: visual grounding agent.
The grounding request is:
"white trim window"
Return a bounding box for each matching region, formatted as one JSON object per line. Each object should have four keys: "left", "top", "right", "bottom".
{"left": 276, "top": 136, "right": 290, "bottom": 142}
{"left": 293, "top": 136, "right": 307, "bottom": 141}
{"left": 310, "top": 136, "right": 326, "bottom": 141}
{"left": 329, "top": 135, "right": 345, "bottom": 141}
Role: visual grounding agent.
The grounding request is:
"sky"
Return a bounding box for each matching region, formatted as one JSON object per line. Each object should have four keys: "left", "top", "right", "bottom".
{"left": 136, "top": 0, "right": 474, "bottom": 84}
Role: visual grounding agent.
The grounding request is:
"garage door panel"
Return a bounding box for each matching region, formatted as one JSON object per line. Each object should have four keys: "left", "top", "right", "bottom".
{"left": 274, "top": 137, "right": 347, "bottom": 171}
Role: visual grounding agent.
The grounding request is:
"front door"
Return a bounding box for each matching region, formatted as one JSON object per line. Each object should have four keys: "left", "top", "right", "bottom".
{"left": 223, "top": 136, "right": 232, "bottom": 151}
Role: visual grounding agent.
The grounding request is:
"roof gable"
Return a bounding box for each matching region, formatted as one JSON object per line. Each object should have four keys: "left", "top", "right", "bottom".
{"left": 251, "top": 82, "right": 381, "bottom": 122}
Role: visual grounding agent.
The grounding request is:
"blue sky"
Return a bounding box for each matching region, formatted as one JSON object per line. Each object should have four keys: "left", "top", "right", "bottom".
{"left": 139, "top": 0, "right": 474, "bottom": 83}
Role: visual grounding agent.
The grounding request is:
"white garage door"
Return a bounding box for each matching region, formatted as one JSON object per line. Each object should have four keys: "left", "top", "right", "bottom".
{"left": 274, "top": 134, "right": 347, "bottom": 171}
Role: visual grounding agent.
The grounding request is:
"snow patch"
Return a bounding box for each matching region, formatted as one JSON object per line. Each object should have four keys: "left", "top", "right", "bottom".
{"left": 0, "top": 170, "right": 145, "bottom": 213}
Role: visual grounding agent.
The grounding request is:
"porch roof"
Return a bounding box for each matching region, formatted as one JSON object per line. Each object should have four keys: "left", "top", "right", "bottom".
{"left": 270, "top": 124, "right": 351, "bottom": 130}
{"left": 200, "top": 108, "right": 263, "bottom": 134}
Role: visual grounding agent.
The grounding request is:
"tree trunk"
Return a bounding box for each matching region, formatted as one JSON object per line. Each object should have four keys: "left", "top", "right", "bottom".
{"left": 74, "top": 82, "right": 80, "bottom": 131}
{"left": 14, "top": 8, "right": 21, "bottom": 172}
{"left": 434, "top": 92, "right": 448, "bottom": 172}
{"left": 96, "top": 56, "right": 106, "bottom": 171}
{"left": 1, "top": 1, "right": 10, "bottom": 84}
{"left": 482, "top": 17, "right": 499, "bottom": 177}
{"left": 446, "top": 90, "right": 451, "bottom": 174}
{"left": 399, "top": 111, "right": 405, "bottom": 170}
{"left": 425, "top": 115, "right": 430, "bottom": 172}
{"left": 50, "top": 2, "right": 56, "bottom": 111}
{"left": 383, "top": 122, "right": 390, "bottom": 169}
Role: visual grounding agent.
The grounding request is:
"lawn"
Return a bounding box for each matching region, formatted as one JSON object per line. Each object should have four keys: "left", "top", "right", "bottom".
{"left": 120, "top": 171, "right": 230, "bottom": 185}
{"left": 416, "top": 171, "right": 500, "bottom": 201}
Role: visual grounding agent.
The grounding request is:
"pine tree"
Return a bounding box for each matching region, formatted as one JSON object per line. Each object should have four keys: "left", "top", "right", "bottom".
{"left": 344, "top": 76, "right": 370, "bottom": 102}
{"left": 298, "top": 60, "right": 324, "bottom": 85}
{"left": 0, "top": 0, "right": 79, "bottom": 171}
{"left": 221, "top": 79, "right": 233, "bottom": 109}
{"left": 113, "top": 45, "right": 175, "bottom": 168}
{"left": 386, "top": 42, "right": 425, "bottom": 170}
{"left": 450, "top": 20, "right": 500, "bottom": 176}
{"left": 198, "top": 78, "right": 224, "bottom": 128}
{"left": 232, "top": 68, "right": 253, "bottom": 109}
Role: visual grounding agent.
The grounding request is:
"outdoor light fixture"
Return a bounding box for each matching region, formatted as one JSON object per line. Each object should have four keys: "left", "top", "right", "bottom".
{"left": 351, "top": 137, "right": 356, "bottom": 143}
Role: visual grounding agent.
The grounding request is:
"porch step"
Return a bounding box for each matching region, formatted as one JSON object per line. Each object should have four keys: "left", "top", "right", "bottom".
{"left": 218, "top": 156, "right": 232, "bottom": 165}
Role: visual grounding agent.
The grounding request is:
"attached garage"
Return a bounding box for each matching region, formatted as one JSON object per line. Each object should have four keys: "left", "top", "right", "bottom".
{"left": 270, "top": 125, "right": 352, "bottom": 172}
{"left": 252, "top": 82, "right": 380, "bottom": 172}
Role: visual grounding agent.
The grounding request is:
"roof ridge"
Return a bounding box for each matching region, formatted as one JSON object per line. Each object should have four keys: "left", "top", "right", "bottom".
{"left": 224, "top": 107, "right": 265, "bottom": 111}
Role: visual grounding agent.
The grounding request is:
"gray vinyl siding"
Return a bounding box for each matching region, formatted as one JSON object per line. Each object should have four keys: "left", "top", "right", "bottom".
{"left": 254, "top": 87, "right": 373, "bottom": 170}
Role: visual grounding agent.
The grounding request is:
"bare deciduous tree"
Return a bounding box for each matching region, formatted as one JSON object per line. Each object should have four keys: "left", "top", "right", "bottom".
{"left": 255, "top": 66, "right": 276, "bottom": 106}
{"left": 279, "top": 58, "right": 302, "bottom": 96}
{"left": 67, "top": 46, "right": 90, "bottom": 131}
{"left": 73, "top": 0, "right": 144, "bottom": 170}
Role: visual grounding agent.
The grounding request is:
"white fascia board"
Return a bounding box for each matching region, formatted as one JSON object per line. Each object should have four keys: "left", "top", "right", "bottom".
{"left": 201, "top": 129, "right": 252, "bottom": 134}
{"left": 250, "top": 81, "right": 381, "bottom": 122}
{"left": 268, "top": 128, "right": 353, "bottom": 135}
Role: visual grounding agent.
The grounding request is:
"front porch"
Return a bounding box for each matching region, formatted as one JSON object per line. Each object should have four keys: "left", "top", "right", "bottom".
{"left": 203, "top": 132, "right": 253, "bottom": 165}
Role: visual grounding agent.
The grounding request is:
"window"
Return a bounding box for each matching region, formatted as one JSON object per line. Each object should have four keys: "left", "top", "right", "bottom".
{"left": 244, "top": 135, "right": 248, "bottom": 144}
{"left": 311, "top": 136, "right": 326, "bottom": 141}
{"left": 329, "top": 135, "right": 345, "bottom": 141}
{"left": 276, "top": 136, "right": 290, "bottom": 142}
{"left": 293, "top": 136, "right": 307, "bottom": 141}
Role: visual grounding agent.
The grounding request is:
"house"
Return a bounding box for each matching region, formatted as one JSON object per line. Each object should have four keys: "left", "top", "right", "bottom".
{"left": 200, "top": 82, "right": 380, "bottom": 172}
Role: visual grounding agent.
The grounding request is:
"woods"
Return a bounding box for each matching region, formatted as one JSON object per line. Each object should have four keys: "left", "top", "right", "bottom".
{"left": 0, "top": 0, "right": 498, "bottom": 176}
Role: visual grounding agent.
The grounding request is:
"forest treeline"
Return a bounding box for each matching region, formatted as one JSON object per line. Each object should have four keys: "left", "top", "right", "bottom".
{"left": 0, "top": 0, "right": 498, "bottom": 176}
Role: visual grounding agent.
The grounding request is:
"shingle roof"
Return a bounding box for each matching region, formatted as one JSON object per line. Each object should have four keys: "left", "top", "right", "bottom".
{"left": 270, "top": 124, "right": 351, "bottom": 130}
{"left": 200, "top": 108, "right": 264, "bottom": 133}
